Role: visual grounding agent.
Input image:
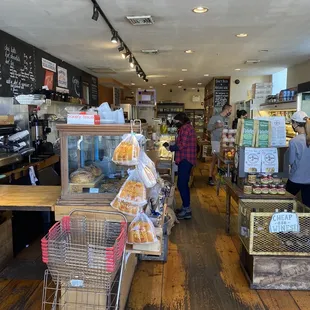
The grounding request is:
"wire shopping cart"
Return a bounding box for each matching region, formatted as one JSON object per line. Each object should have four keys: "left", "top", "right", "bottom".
{"left": 41, "top": 209, "right": 127, "bottom": 310}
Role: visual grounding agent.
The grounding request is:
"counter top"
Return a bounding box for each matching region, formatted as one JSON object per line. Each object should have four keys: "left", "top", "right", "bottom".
{"left": 0, "top": 185, "right": 61, "bottom": 211}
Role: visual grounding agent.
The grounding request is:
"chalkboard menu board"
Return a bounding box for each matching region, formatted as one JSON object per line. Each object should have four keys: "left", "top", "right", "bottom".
{"left": 214, "top": 78, "right": 230, "bottom": 107}
{"left": 0, "top": 32, "right": 36, "bottom": 97}
{"left": 0, "top": 30, "right": 98, "bottom": 104}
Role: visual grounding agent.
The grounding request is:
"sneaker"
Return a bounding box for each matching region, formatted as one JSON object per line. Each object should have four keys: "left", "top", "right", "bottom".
{"left": 177, "top": 209, "right": 192, "bottom": 220}
{"left": 208, "top": 179, "right": 215, "bottom": 186}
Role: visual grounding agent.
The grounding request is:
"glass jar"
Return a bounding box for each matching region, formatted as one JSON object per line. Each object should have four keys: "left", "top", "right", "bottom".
{"left": 269, "top": 184, "right": 278, "bottom": 195}
{"left": 261, "top": 184, "right": 269, "bottom": 195}
{"left": 253, "top": 183, "right": 262, "bottom": 195}
{"left": 261, "top": 174, "right": 269, "bottom": 185}
{"left": 244, "top": 183, "right": 253, "bottom": 195}
{"left": 277, "top": 183, "right": 286, "bottom": 195}
{"left": 272, "top": 174, "right": 282, "bottom": 185}
{"left": 247, "top": 173, "right": 257, "bottom": 184}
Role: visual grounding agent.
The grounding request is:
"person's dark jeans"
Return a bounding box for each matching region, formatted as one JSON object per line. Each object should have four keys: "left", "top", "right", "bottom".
{"left": 177, "top": 159, "right": 193, "bottom": 210}
{"left": 286, "top": 179, "right": 310, "bottom": 207}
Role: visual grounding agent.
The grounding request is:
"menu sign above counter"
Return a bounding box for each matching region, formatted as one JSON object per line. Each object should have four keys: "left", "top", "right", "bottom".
{"left": 214, "top": 78, "right": 230, "bottom": 107}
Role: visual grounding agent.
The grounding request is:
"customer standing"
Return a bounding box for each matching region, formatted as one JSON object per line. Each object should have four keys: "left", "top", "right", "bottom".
{"left": 164, "top": 112, "right": 197, "bottom": 220}
{"left": 207, "top": 104, "right": 232, "bottom": 186}
{"left": 286, "top": 111, "right": 310, "bottom": 207}
{"left": 232, "top": 109, "right": 247, "bottom": 129}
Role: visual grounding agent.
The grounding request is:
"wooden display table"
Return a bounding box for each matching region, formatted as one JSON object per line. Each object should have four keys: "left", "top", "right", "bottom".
{"left": 223, "top": 177, "right": 294, "bottom": 234}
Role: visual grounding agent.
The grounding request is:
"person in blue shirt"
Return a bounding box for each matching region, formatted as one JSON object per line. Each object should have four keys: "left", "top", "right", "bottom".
{"left": 286, "top": 111, "right": 310, "bottom": 206}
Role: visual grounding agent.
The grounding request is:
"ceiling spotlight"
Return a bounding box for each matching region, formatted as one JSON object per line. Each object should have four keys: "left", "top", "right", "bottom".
{"left": 182, "top": 69, "right": 188, "bottom": 72}
{"left": 111, "top": 31, "right": 118, "bottom": 44}
{"left": 259, "top": 49, "right": 269, "bottom": 52}
{"left": 162, "top": 84, "right": 167, "bottom": 86}
{"left": 179, "top": 79, "right": 184, "bottom": 82}
{"left": 192, "top": 88, "right": 195, "bottom": 90}
{"left": 236, "top": 33, "right": 248, "bottom": 38}
{"left": 185, "top": 50, "right": 194, "bottom": 54}
{"left": 122, "top": 50, "right": 130, "bottom": 59}
{"left": 149, "top": 86, "right": 153, "bottom": 88}
{"left": 204, "top": 74, "right": 209, "bottom": 76}
{"left": 129, "top": 56, "right": 135, "bottom": 68}
{"left": 92, "top": 5, "right": 99, "bottom": 21}
{"left": 198, "top": 82, "right": 202, "bottom": 85}
{"left": 178, "top": 86, "right": 182, "bottom": 88}
{"left": 131, "top": 83, "right": 135, "bottom": 85}
{"left": 118, "top": 42, "right": 124, "bottom": 52}
{"left": 235, "top": 68, "right": 241, "bottom": 71}
{"left": 192, "top": 6, "right": 209, "bottom": 14}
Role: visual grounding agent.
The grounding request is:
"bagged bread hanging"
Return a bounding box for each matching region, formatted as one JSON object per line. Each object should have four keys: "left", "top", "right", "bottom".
{"left": 112, "top": 133, "right": 140, "bottom": 166}
{"left": 127, "top": 212, "right": 158, "bottom": 244}
{"left": 236, "top": 119, "right": 256, "bottom": 147}
{"left": 110, "top": 196, "right": 143, "bottom": 216}
{"left": 137, "top": 151, "right": 157, "bottom": 188}
{"left": 255, "top": 120, "right": 271, "bottom": 148}
{"left": 117, "top": 169, "right": 147, "bottom": 206}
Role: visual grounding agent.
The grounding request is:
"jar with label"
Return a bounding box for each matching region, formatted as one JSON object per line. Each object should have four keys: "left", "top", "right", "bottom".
{"left": 253, "top": 183, "right": 262, "bottom": 195}
{"left": 272, "top": 174, "right": 282, "bottom": 185}
{"left": 269, "top": 184, "right": 278, "bottom": 195}
{"left": 261, "top": 174, "right": 269, "bottom": 185}
{"left": 244, "top": 183, "right": 253, "bottom": 195}
{"left": 247, "top": 173, "right": 257, "bottom": 184}
{"left": 277, "top": 183, "right": 286, "bottom": 195}
{"left": 261, "top": 184, "right": 269, "bottom": 195}
{"left": 267, "top": 175, "right": 273, "bottom": 184}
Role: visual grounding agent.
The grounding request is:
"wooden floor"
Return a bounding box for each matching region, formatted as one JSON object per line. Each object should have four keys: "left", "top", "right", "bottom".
{"left": 1, "top": 161, "right": 310, "bottom": 309}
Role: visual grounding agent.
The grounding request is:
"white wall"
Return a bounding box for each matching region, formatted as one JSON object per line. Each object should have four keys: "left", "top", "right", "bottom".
{"left": 230, "top": 75, "right": 272, "bottom": 104}
{"left": 156, "top": 87, "right": 205, "bottom": 109}
{"left": 287, "top": 60, "right": 310, "bottom": 88}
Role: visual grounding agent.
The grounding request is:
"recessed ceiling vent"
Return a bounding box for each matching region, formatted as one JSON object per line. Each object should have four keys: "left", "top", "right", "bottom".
{"left": 141, "top": 49, "right": 159, "bottom": 55}
{"left": 126, "top": 15, "right": 154, "bottom": 26}
{"left": 87, "top": 68, "right": 116, "bottom": 74}
{"left": 244, "top": 59, "right": 261, "bottom": 64}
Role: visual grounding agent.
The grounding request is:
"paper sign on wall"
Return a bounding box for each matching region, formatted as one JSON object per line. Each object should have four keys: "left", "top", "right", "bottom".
{"left": 42, "top": 58, "right": 56, "bottom": 72}
{"left": 269, "top": 212, "right": 300, "bottom": 233}
{"left": 44, "top": 70, "right": 54, "bottom": 90}
{"left": 58, "top": 66, "right": 68, "bottom": 88}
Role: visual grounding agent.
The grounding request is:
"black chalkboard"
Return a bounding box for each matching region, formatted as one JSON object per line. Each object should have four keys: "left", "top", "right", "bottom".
{"left": 214, "top": 78, "right": 230, "bottom": 107}
{"left": 0, "top": 29, "right": 97, "bottom": 103}
{"left": 0, "top": 31, "right": 36, "bottom": 96}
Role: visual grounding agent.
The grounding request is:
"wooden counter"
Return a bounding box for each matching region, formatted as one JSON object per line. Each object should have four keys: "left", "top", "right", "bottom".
{"left": 0, "top": 185, "right": 61, "bottom": 211}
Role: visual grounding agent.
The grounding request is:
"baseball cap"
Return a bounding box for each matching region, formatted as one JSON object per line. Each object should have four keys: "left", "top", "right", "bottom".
{"left": 291, "top": 111, "right": 308, "bottom": 123}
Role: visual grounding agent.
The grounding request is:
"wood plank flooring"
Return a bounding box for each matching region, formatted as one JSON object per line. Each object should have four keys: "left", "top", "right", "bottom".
{"left": 1, "top": 161, "right": 310, "bottom": 309}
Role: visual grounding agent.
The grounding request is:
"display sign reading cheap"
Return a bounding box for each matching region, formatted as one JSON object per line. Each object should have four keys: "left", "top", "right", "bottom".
{"left": 269, "top": 212, "right": 300, "bottom": 233}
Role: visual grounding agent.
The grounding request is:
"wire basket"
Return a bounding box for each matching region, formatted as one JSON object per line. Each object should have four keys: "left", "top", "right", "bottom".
{"left": 238, "top": 199, "right": 310, "bottom": 256}
{"left": 41, "top": 212, "right": 127, "bottom": 290}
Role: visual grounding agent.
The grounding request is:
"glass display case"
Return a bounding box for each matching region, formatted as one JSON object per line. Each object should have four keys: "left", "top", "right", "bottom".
{"left": 56, "top": 124, "right": 142, "bottom": 205}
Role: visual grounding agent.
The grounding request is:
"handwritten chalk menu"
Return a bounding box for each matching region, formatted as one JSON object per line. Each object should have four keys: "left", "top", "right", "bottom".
{"left": 91, "top": 76, "right": 98, "bottom": 103}
{"left": 1, "top": 40, "right": 36, "bottom": 96}
{"left": 269, "top": 212, "right": 300, "bottom": 233}
{"left": 214, "top": 78, "right": 230, "bottom": 107}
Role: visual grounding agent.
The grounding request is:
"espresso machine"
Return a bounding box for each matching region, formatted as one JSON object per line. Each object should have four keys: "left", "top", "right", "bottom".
{"left": 29, "top": 109, "right": 53, "bottom": 156}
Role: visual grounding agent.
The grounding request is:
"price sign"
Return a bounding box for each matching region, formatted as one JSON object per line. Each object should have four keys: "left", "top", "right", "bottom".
{"left": 269, "top": 212, "right": 300, "bottom": 233}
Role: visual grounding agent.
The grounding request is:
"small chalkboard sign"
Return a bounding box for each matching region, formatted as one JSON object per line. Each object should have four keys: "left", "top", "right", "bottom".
{"left": 269, "top": 212, "right": 300, "bottom": 233}
{"left": 91, "top": 76, "right": 98, "bottom": 103}
{"left": 214, "top": 78, "right": 230, "bottom": 107}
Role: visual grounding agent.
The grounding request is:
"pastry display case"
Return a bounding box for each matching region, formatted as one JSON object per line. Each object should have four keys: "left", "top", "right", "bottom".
{"left": 56, "top": 124, "right": 142, "bottom": 205}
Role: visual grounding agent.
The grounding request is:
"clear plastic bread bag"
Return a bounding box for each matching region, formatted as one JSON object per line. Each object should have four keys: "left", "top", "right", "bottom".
{"left": 112, "top": 133, "right": 140, "bottom": 166}
{"left": 110, "top": 196, "right": 144, "bottom": 217}
{"left": 127, "top": 211, "right": 158, "bottom": 244}
{"left": 137, "top": 151, "right": 157, "bottom": 188}
{"left": 117, "top": 169, "right": 147, "bottom": 206}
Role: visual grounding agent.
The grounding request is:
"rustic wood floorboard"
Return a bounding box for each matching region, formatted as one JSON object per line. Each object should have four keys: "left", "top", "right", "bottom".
{"left": 2, "top": 162, "right": 310, "bottom": 309}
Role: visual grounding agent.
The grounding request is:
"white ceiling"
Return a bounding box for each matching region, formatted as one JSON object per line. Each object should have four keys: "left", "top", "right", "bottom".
{"left": 1, "top": 0, "right": 310, "bottom": 88}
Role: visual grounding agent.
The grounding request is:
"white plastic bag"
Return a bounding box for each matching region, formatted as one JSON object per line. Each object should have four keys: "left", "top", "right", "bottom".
{"left": 137, "top": 151, "right": 157, "bottom": 188}
{"left": 117, "top": 169, "right": 147, "bottom": 206}
{"left": 110, "top": 196, "right": 143, "bottom": 216}
{"left": 112, "top": 133, "right": 140, "bottom": 166}
{"left": 127, "top": 212, "right": 158, "bottom": 244}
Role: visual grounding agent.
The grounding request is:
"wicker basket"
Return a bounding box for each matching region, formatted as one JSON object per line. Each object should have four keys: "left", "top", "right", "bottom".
{"left": 238, "top": 199, "right": 310, "bottom": 256}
